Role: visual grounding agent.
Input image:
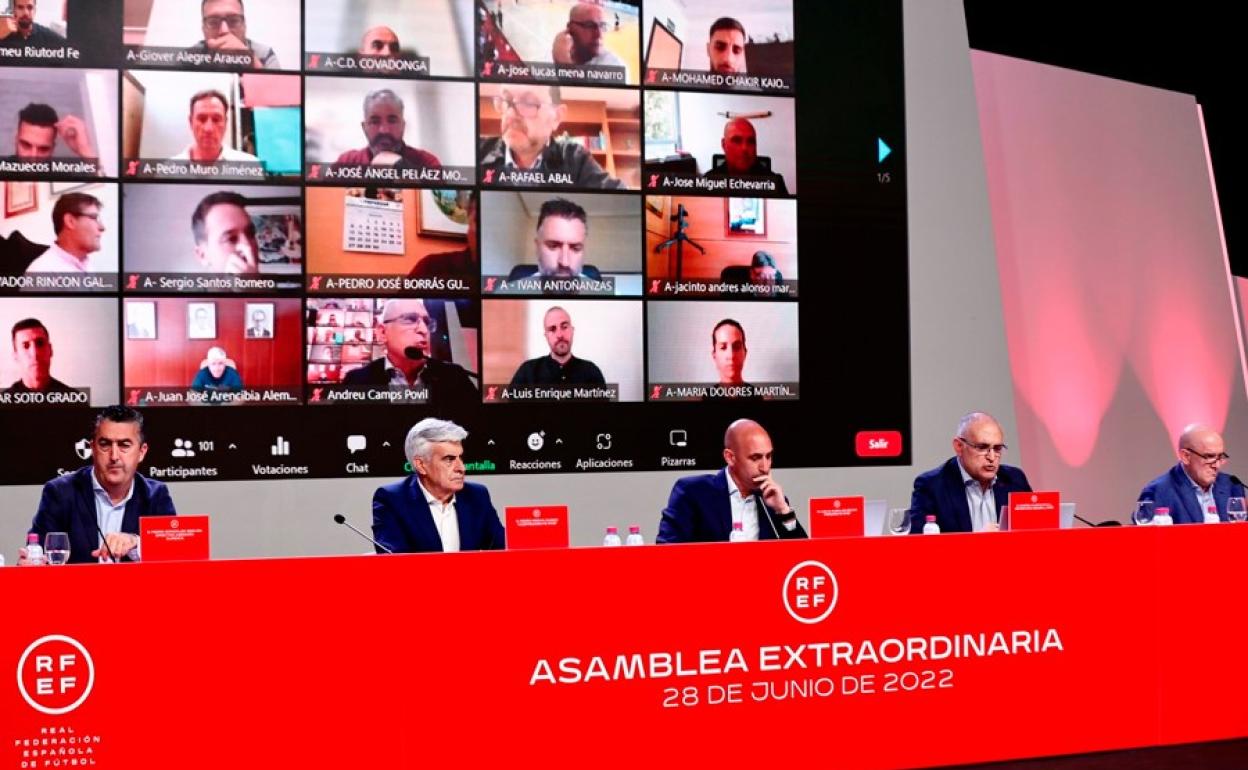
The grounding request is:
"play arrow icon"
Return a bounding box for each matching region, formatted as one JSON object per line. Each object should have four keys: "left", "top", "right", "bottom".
{"left": 878, "top": 138, "right": 892, "bottom": 163}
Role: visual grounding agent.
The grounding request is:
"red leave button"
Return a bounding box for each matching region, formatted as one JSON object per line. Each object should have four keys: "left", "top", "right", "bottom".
{"left": 855, "top": 431, "right": 903, "bottom": 457}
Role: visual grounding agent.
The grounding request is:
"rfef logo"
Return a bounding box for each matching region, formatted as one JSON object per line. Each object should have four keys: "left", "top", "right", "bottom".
{"left": 782, "top": 561, "right": 839, "bottom": 624}
{"left": 855, "top": 431, "right": 903, "bottom": 458}
{"left": 17, "top": 635, "right": 95, "bottom": 715}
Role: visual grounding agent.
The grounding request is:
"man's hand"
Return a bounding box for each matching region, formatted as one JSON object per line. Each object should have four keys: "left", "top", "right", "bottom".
{"left": 552, "top": 30, "right": 574, "bottom": 64}
{"left": 984, "top": 521, "right": 1001, "bottom": 532}
{"left": 16, "top": 546, "right": 31, "bottom": 566}
{"left": 205, "top": 31, "right": 248, "bottom": 52}
{"left": 56, "top": 115, "right": 97, "bottom": 159}
{"left": 1, "top": 17, "right": 18, "bottom": 39}
{"left": 223, "top": 242, "right": 258, "bottom": 274}
{"left": 753, "top": 473, "right": 789, "bottom": 514}
{"left": 92, "top": 532, "right": 139, "bottom": 562}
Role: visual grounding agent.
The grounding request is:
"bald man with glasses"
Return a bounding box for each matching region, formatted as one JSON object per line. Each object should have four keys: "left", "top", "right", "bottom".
{"left": 1137, "top": 424, "right": 1245, "bottom": 524}
{"left": 909, "top": 411, "right": 1033, "bottom": 534}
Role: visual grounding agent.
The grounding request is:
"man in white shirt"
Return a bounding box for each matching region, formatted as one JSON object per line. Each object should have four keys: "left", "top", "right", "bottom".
{"left": 371, "top": 418, "right": 505, "bottom": 553}
{"left": 24, "top": 192, "right": 105, "bottom": 274}
{"left": 657, "top": 419, "right": 808, "bottom": 542}
{"left": 171, "top": 90, "right": 260, "bottom": 163}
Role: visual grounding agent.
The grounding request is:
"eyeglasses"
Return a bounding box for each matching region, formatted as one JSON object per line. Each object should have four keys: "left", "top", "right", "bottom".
{"left": 382, "top": 313, "right": 437, "bottom": 332}
{"left": 493, "top": 96, "right": 552, "bottom": 118}
{"left": 203, "top": 14, "right": 245, "bottom": 30}
{"left": 1182, "top": 447, "right": 1230, "bottom": 464}
{"left": 70, "top": 211, "right": 101, "bottom": 222}
{"left": 570, "top": 20, "right": 610, "bottom": 32}
{"left": 957, "top": 437, "right": 1008, "bottom": 456}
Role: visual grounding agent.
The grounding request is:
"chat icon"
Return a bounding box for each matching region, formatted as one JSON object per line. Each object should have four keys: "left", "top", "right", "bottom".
{"left": 347, "top": 435, "right": 367, "bottom": 454}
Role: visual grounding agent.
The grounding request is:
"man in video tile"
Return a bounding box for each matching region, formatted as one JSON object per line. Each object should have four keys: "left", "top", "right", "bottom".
{"left": 409, "top": 191, "right": 477, "bottom": 280}
{"left": 0, "top": 0, "right": 65, "bottom": 47}
{"left": 703, "top": 118, "right": 788, "bottom": 194}
{"left": 7, "top": 318, "right": 73, "bottom": 393}
{"left": 707, "top": 17, "right": 747, "bottom": 74}
{"left": 552, "top": 2, "right": 624, "bottom": 68}
{"left": 480, "top": 84, "right": 623, "bottom": 189}
{"left": 335, "top": 89, "right": 441, "bottom": 170}
{"left": 191, "top": 346, "right": 244, "bottom": 395}
{"left": 509, "top": 306, "right": 605, "bottom": 387}
{"left": 173, "top": 91, "right": 260, "bottom": 163}
{"left": 343, "top": 299, "right": 479, "bottom": 409}
{"left": 191, "top": 191, "right": 260, "bottom": 274}
{"left": 358, "top": 26, "right": 401, "bottom": 58}
{"left": 24, "top": 192, "right": 105, "bottom": 274}
{"left": 8, "top": 103, "right": 96, "bottom": 162}
{"left": 187, "top": 0, "right": 280, "bottom": 68}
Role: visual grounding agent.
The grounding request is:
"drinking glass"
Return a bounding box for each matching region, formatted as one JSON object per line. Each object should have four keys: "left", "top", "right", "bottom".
{"left": 1228, "top": 497, "right": 1247, "bottom": 523}
{"left": 887, "top": 508, "right": 912, "bottom": 535}
{"left": 1131, "top": 501, "right": 1155, "bottom": 526}
{"left": 44, "top": 532, "right": 70, "bottom": 565}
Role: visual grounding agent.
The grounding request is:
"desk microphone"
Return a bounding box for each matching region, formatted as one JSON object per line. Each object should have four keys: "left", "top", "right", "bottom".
{"left": 403, "top": 346, "right": 426, "bottom": 361}
{"left": 1073, "top": 513, "right": 1121, "bottom": 528}
{"left": 95, "top": 522, "right": 119, "bottom": 563}
{"left": 333, "top": 514, "right": 394, "bottom": 554}
{"left": 752, "top": 492, "right": 782, "bottom": 540}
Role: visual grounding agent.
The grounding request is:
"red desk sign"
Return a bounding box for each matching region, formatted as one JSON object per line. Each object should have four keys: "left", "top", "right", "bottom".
{"left": 505, "top": 505, "right": 569, "bottom": 549}
{"left": 139, "top": 515, "right": 210, "bottom": 562}
{"left": 855, "top": 430, "right": 903, "bottom": 457}
{"left": 1007, "top": 491, "right": 1061, "bottom": 530}
{"left": 809, "top": 496, "right": 866, "bottom": 538}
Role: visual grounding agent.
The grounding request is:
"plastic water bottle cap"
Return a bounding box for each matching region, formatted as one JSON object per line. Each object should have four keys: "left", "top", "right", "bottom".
{"left": 1156, "top": 507, "right": 1169, "bottom": 515}
{"left": 925, "top": 515, "right": 936, "bottom": 522}
{"left": 26, "top": 533, "right": 39, "bottom": 544}
{"left": 606, "top": 526, "right": 618, "bottom": 534}
{"left": 628, "top": 525, "right": 640, "bottom": 534}
{"left": 732, "top": 522, "right": 743, "bottom": 530}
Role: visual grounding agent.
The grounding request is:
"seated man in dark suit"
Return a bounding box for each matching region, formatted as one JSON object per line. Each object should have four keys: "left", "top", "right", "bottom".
{"left": 909, "top": 411, "right": 1031, "bottom": 533}
{"left": 372, "top": 418, "right": 504, "bottom": 553}
{"left": 657, "top": 418, "right": 807, "bottom": 543}
{"left": 20, "top": 405, "right": 176, "bottom": 564}
{"left": 1138, "top": 423, "right": 1245, "bottom": 524}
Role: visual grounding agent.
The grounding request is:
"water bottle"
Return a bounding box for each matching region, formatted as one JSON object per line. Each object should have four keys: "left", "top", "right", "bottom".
{"left": 0, "top": 553, "right": 6, "bottom": 567}
{"left": 1154, "top": 507, "right": 1174, "bottom": 526}
{"left": 922, "top": 515, "right": 940, "bottom": 535}
{"left": 624, "top": 525, "right": 645, "bottom": 546}
{"left": 728, "top": 521, "right": 747, "bottom": 542}
{"left": 603, "top": 526, "right": 623, "bottom": 547}
{"left": 24, "top": 533, "right": 46, "bottom": 565}
{"left": 1204, "top": 505, "right": 1221, "bottom": 524}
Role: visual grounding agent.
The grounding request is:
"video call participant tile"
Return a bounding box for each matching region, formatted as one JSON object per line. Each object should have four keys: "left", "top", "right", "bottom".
{"left": 304, "top": 0, "right": 472, "bottom": 78}
{"left": 305, "top": 297, "right": 480, "bottom": 411}
{"left": 478, "top": 0, "right": 638, "bottom": 86}
{"left": 124, "top": 0, "right": 300, "bottom": 72}
{"left": 480, "top": 298, "right": 643, "bottom": 403}
{"left": 643, "top": 92, "right": 795, "bottom": 197}
{"left": 478, "top": 83, "right": 639, "bottom": 191}
{"left": 480, "top": 191, "right": 640, "bottom": 297}
{"left": 122, "top": 296, "right": 303, "bottom": 406}
{"left": 122, "top": 183, "right": 301, "bottom": 293}
{"left": 0, "top": 296, "right": 118, "bottom": 407}
{"left": 0, "top": 0, "right": 124, "bottom": 67}
{"left": 646, "top": 301, "right": 799, "bottom": 401}
{"left": 0, "top": 67, "right": 118, "bottom": 178}
{"left": 304, "top": 77, "right": 476, "bottom": 187}
{"left": 1, "top": 181, "right": 119, "bottom": 292}
{"left": 645, "top": 195, "right": 797, "bottom": 298}
{"left": 642, "top": 0, "right": 794, "bottom": 94}
{"left": 121, "top": 69, "right": 301, "bottom": 180}
{"left": 305, "top": 186, "right": 476, "bottom": 295}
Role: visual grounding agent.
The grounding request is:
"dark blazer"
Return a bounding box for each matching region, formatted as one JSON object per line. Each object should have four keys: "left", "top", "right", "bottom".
{"left": 29, "top": 466, "right": 177, "bottom": 563}
{"left": 909, "top": 457, "right": 1032, "bottom": 534}
{"left": 372, "top": 476, "right": 505, "bottom": 553}
{"left": 1138, "top": 463, "right": 1244, "bottom": 524}
{"left": 657, "top": 468, "right": 808, "bottom": 543}
{"left": 479, "top": 136, "right": 624, "bottom": 190}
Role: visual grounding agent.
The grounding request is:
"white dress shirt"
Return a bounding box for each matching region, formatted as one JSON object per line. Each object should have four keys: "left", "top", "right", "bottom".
{"left": 417, "top": 477, "right": 460, "bottom": 552}
{"left": 724, "top": 470, "right": 761, "bottom": 541}
{"left": 1183, "top": 468, "right": 1217, "bottom": 520}
{"left": 25, "top": 243, "right": 91, "bottom": 273}
{"left": 90, "top": 470, "right": 139, "bottom": 561}
{"left": 172, "top": 145, "right": 260, "bottom": 162}
{"left": 956, "top": 460, "right": 998, "bottom": 532}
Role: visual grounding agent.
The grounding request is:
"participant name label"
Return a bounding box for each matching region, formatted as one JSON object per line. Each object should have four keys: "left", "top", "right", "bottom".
{"left": 482, "top": 61, "right": 626, "bottom": 84}
{"left": 644, "top": 68, "right": 793, "bottom": 94}
{"left": 125, "top": 159, "right": 269, "bottom": 180}
{"left": 484, "top": 384, "right": 619, "bottom": 403}
{"left": 306, "top": 163, "right": 475, "bottom": 186}
{"left": 648, "top": 382, "right": 800, "bottom": 401}
{"left": 306, "top": 52, "right": 432, "bottom": 76}
{"left": 482, "top": 275, "right": 616, "bottom": 296}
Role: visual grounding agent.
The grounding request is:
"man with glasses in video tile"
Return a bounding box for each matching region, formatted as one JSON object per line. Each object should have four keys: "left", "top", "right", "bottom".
{"left": 1137, "top": 423, "right": 1245, "bottom": 524}
{"left": 187, "top": 0, "right": 279, "bottom": 69}
{"left": 479, "top": 84, "right": 623, "bottom": 190}
{"left": 909, "top": 411, "right": 1033, "bottom": 534}
{"left": 342, "top": 299, "right": 479, "bottom": 410}
{"left": 552, "top": 2, "right": 624, "bottom": 68}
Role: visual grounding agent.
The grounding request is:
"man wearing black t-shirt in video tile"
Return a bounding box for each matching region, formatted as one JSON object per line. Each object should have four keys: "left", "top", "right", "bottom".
{"left": 509, "top": 306, "right": 605, "bottom": 386}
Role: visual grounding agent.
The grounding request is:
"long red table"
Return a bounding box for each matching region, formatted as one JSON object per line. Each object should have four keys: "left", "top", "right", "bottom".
{"left": 4, "top": 525, "right": 1247, "bottom": 768}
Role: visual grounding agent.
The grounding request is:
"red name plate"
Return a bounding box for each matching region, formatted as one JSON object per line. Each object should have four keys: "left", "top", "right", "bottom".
{"left": 139, "top": 515, "right": 210, "bottom": 562}
{"left": 505, "top": 506, "right": 569, "bottom": 550}
{"left": 809, "top": 496, "right": 866, "bottom": 538}
{"left": 1008, "top": 491, "right": 1061, "bottom": 530}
